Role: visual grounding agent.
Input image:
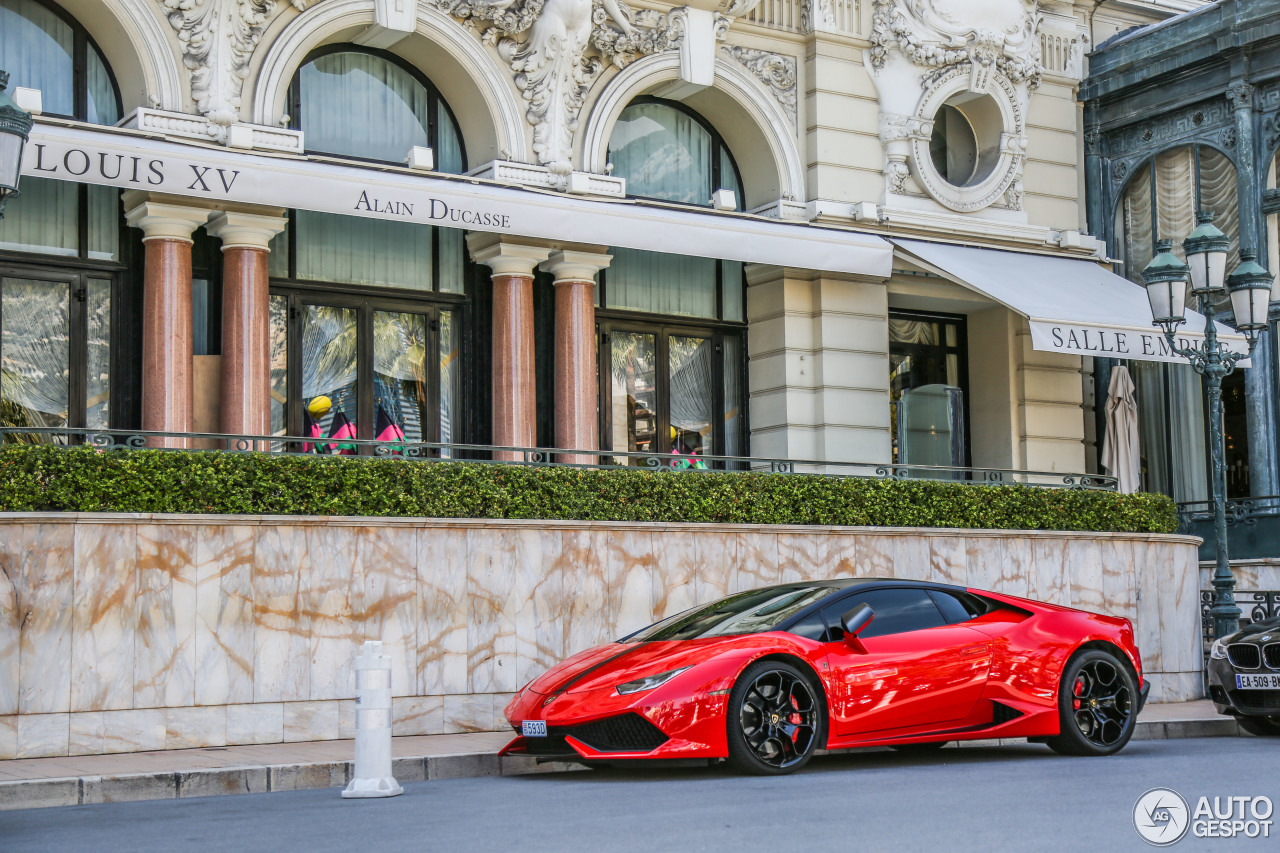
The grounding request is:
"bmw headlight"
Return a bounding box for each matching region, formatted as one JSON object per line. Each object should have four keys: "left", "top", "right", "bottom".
{"left": 616, "top": 666, "right": 692, "bottom": 695}
{"left": 1210, "top": 639, "right": 1229, "bottom": 660}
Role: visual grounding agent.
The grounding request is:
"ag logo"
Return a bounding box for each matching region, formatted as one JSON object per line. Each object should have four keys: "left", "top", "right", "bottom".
{"left": 1134, "top": 788, "right": 1190, "bottom": 846}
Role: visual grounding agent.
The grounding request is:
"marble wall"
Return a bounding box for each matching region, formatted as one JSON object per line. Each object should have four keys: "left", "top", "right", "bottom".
{"left": 0, "top": 514, "right": 1203, "bottom": 759}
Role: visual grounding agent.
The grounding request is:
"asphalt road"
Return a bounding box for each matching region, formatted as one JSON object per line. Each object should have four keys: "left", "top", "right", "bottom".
{"left": 4, "top": 737, "right": 1278, "bottom": 853}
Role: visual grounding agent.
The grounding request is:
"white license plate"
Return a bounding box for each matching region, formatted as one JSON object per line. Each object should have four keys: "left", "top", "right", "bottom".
{"left": 1236, "top": 673, "right": 1280, "bottom": 690}
{"left": 521, "top": 720, "right": 548, "bottom": 737}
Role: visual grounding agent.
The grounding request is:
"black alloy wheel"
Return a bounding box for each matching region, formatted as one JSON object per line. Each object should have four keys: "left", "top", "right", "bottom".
{"left": 1238, "top": 715, "right": 1280, "bottom": 737}
{"left": 726, "top": 661, "right": 823, "bottom": 775}
{"left": 1045, "top": 649, "right": 1137, "bottom": 756}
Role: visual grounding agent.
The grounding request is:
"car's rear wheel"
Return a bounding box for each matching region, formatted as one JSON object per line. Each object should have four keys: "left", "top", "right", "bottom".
{"left": 726, "top": 661, "right": 824, "bottom": 775}
{"left": 1045, "top": 649, "right": 1137, "bottom": 756}
{"left": 1238, "top": 715, "right": 1280, "bottom": 736}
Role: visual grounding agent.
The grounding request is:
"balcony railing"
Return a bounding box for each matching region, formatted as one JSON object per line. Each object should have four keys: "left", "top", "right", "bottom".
{"left": 741, "top": 0, "right": 859, "bottom": 36}
{"left": 1178, "top": 495, "right": 1280, "bottom": 561}
{"left": 0, "top": 426, "right": 1117, "bottom": 490}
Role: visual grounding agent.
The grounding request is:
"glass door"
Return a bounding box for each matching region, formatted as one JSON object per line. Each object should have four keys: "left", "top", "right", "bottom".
{"left": 0, "top": 268, "right": 111, "bottom": 440}
{"left": 600, "top": 322, "right": 742, "bottom": 465}
{"left": 273, "top": 292, "right": 459, "bottom": 450}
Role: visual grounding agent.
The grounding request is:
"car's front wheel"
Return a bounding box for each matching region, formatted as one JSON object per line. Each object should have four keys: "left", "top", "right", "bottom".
{"left": 1238, "top": 715, "right": 1280, "bottom": 736}
{"left": 1045, "top": 648, "right": 1137, "bottom": 756}
{"left": 726, "top": 660, "right": 824, "bottom": 775}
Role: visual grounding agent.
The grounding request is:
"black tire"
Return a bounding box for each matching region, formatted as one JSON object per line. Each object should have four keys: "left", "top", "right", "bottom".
{"left": 726, "top": 660, "right": 825, "bottom": 775}
{"left": 890, "top": 741, "right": 949, "bottom": 753}
{"left": 1044, "top": 648, "right": 1137, "bottom": 756}
{"left": 1238, "top": 715, "right": 1280, "bottom": 737}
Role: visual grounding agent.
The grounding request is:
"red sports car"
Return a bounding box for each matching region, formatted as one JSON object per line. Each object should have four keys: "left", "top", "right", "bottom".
{"left": 502, "top": 578, "right": 1150, "bottom": 774}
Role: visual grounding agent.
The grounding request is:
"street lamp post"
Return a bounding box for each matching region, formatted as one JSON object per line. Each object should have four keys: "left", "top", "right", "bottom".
{"left": 0, "top": 70, "right": 35, "bottom": 220}
{"left": 1142, "top": 212, "right": 1275, "bottom": 643}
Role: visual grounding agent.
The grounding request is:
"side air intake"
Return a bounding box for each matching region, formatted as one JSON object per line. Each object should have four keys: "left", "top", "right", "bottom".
{"left": 992, "top": 701, "right": 1024, "bottom": 725}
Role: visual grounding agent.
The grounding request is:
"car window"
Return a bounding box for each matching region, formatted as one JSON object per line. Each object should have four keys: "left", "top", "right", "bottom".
{"left": 784, "top": 610, "right": 832, "bottom": 642}
{"left": 928, "top": 590, "right": 982, "bottom": 624}
{"left": 820, "top": 588, "right": 947, "bottom": 639}
{"left": 621, "top": 585, "right": 835, "bottom": 642}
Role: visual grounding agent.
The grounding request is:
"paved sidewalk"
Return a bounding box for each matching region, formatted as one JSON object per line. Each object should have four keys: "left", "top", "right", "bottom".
{"left": 0, "top": 700, "right": 1246, "bottom": 811}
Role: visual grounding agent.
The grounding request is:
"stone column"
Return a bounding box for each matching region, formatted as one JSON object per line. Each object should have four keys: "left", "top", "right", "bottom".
{"left": 124, "top": 192, "right": 212, "bottom": 447}
{"left": 541, "top": 249, "right": 611, "bottom": 463}
{"left": 205, "top": 210, "right": 288, "bottom": 445}
{"left": 466, "top": 235, "right": 551, "bottom": 460}
{"left": 1227, "top": 80, "right": 1276, "bottom": 497}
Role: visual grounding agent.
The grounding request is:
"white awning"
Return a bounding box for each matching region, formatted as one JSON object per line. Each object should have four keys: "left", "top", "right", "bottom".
{"left": 892, "top": 238, "right": 1249, "bottom": 365}
{"left": 22, "top": 122, "right": 893, "bottom": 277}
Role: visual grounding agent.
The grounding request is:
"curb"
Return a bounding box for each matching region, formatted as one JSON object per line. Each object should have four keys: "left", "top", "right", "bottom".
{"left": 0, "top": 717, "right": 1248, "bottom": 812}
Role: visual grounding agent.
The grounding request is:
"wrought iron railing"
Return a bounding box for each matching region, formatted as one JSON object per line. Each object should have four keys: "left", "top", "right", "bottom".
{"left": 0, "top": 426, "right": 1118, "bottom": 490}
{"left": 1178, "top": 495, "right": 1280, "bottom": 561}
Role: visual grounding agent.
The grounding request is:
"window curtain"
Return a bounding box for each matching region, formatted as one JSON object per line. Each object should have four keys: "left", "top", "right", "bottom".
{"left": 722, "top": 335, "right": 741, "bottom": 457}
{"left": 300, "top": 52, "right": 430, "bottom": 162}
{"left": 1155, "top": 148, "right": 1197, "bottom": 256}
{"left": 296, "top": 210, "right": 433, "bottom": 290}
{"left": 1198, "top": 147, "right": 1239, "bottom": 257}
{"left": 607, "top": 248, "right": 716, "bottom": 318}
{"left": 439, "top": 310, "right": 460, "bottom": 447}
{"left": 269, "top": 296, "right": 289, "bottom": 435}
{"left": 0, "top": 0, "right": 74, "bottom": 117}
{"left": 0, "top": 177, "right": 78, "bottom": 256}
{"left": 1118, "top": 163, "right": 1153, "bottom": 284}
{"left": 608, "top": 103, "right": 713, "bottom": 205}
{"left": 85, "top": 45, "right": 119, "bottom": 125}
{"left": 1, "top": 278, "right": 70, "bottom": 429}
{"left": 85, "top": 280, "right": 110, "bottom": 428}
{"left": 1132, "top": 360, "right": 1208, "bottom": 502}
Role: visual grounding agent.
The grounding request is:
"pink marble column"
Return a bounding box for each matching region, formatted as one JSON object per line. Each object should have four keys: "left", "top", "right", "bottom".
{"left": 467, "top": 237, "right": 552, "bottom": 462}
{"left": 491, "top": 273, "right": 538, "bottom": 458}
{"left": 542, "top": 251, "right": 611, "bottom": 464}
{"left": 125, "top": 195, "right": 212, "bottom": 448}
{"left": 206, "top": 210, "right": 287, "bottom": 446}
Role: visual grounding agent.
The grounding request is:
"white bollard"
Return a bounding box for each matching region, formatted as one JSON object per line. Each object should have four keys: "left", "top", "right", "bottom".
{"left": 342, "top": 640, "right": 404, "bottom": 799}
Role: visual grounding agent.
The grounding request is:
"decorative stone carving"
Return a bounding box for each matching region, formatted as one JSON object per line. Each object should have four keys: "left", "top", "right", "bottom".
{"left": 865, "top": 0, "right": 1039, "bottom": 215}
{"left": 869, "top": 0, "right": 1041, "bottom": 91}
{"left": 436, "top": 1, "right": 730, "bottom": 184}
{"left": 1226, "top": 80, "right": 1254, "bottom": 110}
{"left": 160, "top": 0, "right": 308, "bottom": 135}
{"left": 720, "top": 45, "right": 797, "bottom": 127}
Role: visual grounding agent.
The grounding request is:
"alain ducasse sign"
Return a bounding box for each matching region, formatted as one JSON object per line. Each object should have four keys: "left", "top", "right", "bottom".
{"left": 22, "top": 125, "right": 517, "bottom": 235}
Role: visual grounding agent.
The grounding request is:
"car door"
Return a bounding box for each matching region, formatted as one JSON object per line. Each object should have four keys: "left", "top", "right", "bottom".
{"left": 819, "top": 588, "right": 992, "bottom": 738}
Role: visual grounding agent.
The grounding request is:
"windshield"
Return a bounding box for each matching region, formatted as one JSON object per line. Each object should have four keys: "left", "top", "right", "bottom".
{"left": 621, "top": 585, "right": 835, "bottom": 643}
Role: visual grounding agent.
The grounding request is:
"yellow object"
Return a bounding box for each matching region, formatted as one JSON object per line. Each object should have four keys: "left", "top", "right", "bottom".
{"left": 669, "top": 426, "right": 679, "bottom": 441}
{"left": 307, "top": 396, "right": 333, "bottom": 417}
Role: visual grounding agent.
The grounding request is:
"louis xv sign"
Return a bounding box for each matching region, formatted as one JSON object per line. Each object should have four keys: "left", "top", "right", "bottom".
{"left": 21, "top": 122, "right": 894, "bottom": 276}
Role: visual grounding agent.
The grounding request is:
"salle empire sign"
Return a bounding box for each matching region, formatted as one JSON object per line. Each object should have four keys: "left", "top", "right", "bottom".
{"left": 1029, "top": 321, "right": 1250, "bottom": 366}
{"left": 22, "top": 139, "right": 515, "bottom": 234}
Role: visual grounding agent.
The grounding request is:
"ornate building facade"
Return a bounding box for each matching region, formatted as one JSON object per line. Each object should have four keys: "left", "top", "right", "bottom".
{"left": 1082, "top": 0, "right": 1280, "bottom": 560}
{"left": 0, "top": 0, "right": 1206, "bottom": 477}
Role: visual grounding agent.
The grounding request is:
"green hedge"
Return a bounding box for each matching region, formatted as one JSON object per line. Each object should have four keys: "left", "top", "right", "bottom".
{"left": 0, "top": 445, "right": 1178, "bottom": 533}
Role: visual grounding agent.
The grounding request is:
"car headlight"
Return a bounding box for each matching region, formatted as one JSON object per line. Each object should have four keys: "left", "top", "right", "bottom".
{"left": 1210, "top": 639, "right": 1229, "bottom": 660}
{"left": 616, "top": 666, "right": 692, "bottom": 696}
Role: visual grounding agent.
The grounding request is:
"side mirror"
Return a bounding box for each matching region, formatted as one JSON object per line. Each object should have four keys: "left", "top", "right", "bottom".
{"left": 841, "top": 603, "right": 875, "bottom": 639}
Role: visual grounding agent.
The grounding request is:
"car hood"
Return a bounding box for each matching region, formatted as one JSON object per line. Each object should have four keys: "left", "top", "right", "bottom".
{"left": 1229, "top": 616, "right": 1280, "bottom": 643}
{"left": 525, "top": 636, "right": 763, "bottom": 695}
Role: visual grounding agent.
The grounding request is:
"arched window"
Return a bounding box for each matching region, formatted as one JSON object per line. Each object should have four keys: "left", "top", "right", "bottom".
{"left": 0, "top": 0, "right": 122, "bottom": 259}
{"left": 268, "top": 48, "right": 468, "bottom": 448}
{"left": 291, "top": 47, "right": 464, "bottom": 170}
{"left": 0, "top": 0, "right": 122, "bottom": 438}
{"left": 1114, "top": 145, "right": 1241, "bottom": 502}
{"left": 600, "top": 99, "right": 747, "bottom": 462}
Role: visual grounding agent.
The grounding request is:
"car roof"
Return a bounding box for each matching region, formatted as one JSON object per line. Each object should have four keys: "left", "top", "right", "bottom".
{"left": 757, "top": 577, "right": 966, "bottom": 593}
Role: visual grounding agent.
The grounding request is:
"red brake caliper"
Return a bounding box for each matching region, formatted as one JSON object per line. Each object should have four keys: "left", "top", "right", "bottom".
{"left": 1073, "top": 677, "right": 1084, "bottom": 710}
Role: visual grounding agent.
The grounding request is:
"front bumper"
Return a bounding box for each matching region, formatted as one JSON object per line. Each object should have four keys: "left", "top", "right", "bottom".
{"left": 500, "top": 681, "right": 731, "bottom": 762}
{"left": 1207, "top": 656, "right": 1280, "bottom": 717}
